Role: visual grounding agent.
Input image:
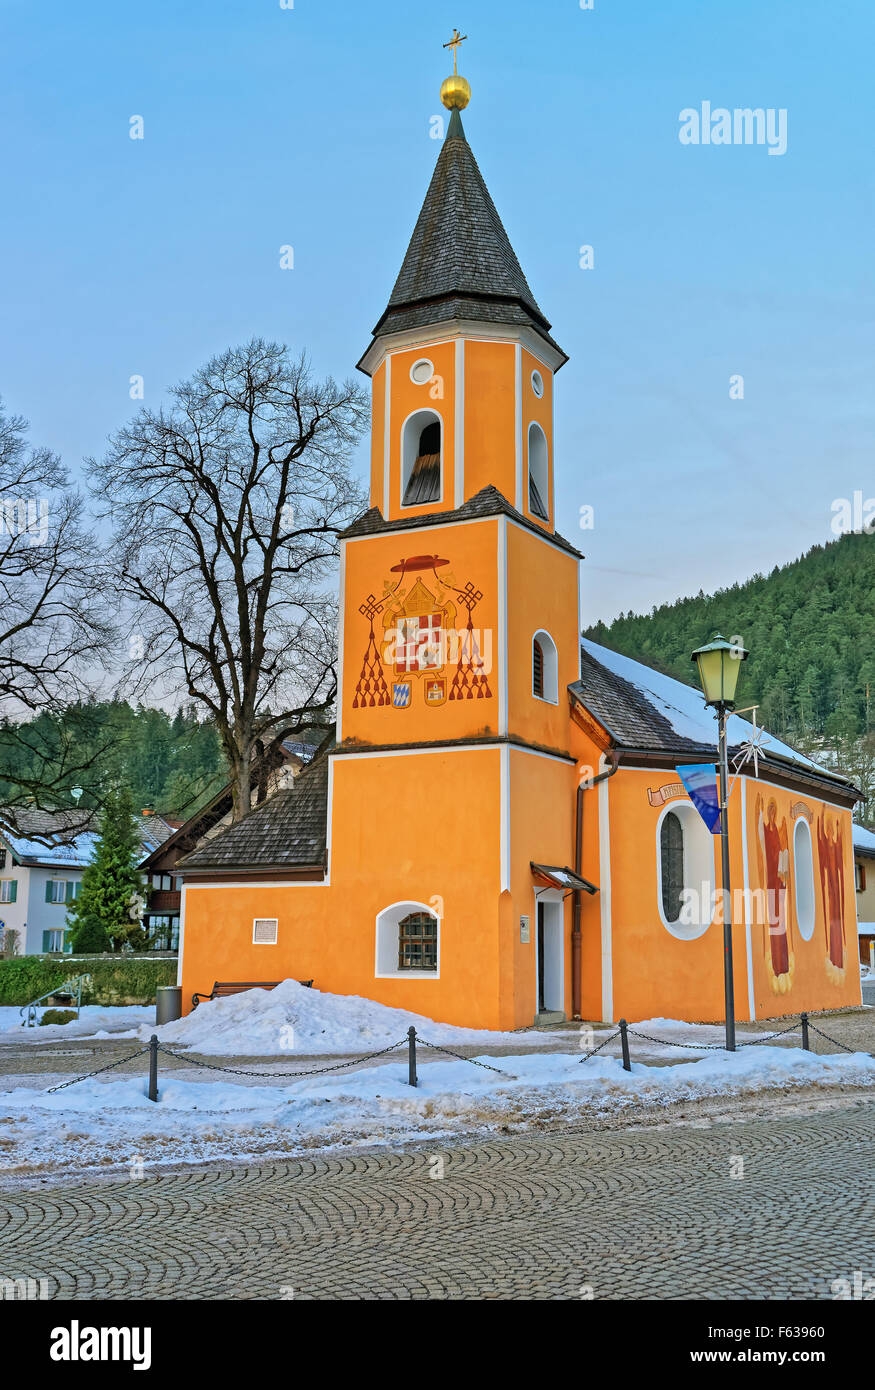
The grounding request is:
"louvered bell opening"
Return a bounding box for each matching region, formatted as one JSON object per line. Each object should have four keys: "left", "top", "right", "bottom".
{"left": 403, "top": 422, "right": 441, "bottom": 505}
{"left": 529, "top": 474, "right": 548, "bottom": 520}
{"left": 533, "top": 639, "right": 544, "bottom": 697}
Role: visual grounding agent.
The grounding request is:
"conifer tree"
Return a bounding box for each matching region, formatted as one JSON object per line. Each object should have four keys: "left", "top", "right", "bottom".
{"left": 67, "top": 785, "right": 146, "bottom": 953}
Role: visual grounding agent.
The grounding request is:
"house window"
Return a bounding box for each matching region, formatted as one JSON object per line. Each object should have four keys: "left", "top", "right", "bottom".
{"left": 531, "top": 630, "right": 558, "bottom": 703}
{"left": 401, "top": 410, "right": 442, "bottom": 506}
{"left": 252, "top": 918, "right": 278, "bottom": 944}
{"left": 48, "top": 880, "right": 67, "bottom": 904}
{"left": 0, "top": 879, "right": 16, "bottom": 903}
{"left": 527, "top": 422, "right": 549, "bottom": 519}
{"left": 42, "top": 929, "right": 64, "bottom": 952}
{"left": 856, "top": 862, "right": 866, "bottom": 892}
{"left": 660, "top": 812, "right": 685, "bottom": 923}
{"left": 398, "top": 912, "right": 438, "bottom": 971}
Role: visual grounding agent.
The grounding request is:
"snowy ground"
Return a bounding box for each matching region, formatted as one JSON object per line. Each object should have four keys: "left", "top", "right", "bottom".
{"left": 2, "top": 986, "right": 871, "bottom": 1184}
{"left": 0, "top": 1005, "right": 154, "bottom": 1041}
{"left": 1, "top": 1042, "right": 873, "bottom": 1185}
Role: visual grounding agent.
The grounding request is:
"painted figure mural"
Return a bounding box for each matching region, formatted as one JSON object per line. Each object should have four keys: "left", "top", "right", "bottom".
{"left": 816, "top": 811, "right": 846, "bottom": 984}
{"left": 755, "top": 794, "right": 794, "bottom": 993}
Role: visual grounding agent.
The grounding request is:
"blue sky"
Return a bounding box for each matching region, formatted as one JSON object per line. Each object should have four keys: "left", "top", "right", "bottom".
{"left": 1, "top": 0, "right": 872, "bottom": 623}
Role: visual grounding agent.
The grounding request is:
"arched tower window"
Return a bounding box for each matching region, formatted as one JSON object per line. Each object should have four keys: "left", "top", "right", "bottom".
{"left": 532, "top": 629, "right": 558, "bottom": 703}
{"left": 660, "top": 811, "right": 685, "bottom": 923}
{"left": 528, "top": 422, "right": 549, "bottom": 520}
{"left": 402, "top": 410, "right": 442, "bottom": 506}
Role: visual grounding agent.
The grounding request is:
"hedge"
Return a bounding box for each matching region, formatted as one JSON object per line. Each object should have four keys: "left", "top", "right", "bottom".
{"left": 0, "top": 955, "right": 177, "bottom": 1006}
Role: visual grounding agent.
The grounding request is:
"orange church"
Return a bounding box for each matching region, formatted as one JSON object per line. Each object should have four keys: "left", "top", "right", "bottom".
{"left": 176, "top": 59, "right": 862, "bottom": 1028}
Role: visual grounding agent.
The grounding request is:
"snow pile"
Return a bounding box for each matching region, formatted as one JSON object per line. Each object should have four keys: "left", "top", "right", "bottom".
{"left": 142, "top": 979, "right": 552, "bottom": 1056}
{"left": 1, "top": 1044, "right": 873, "bottom": 1183}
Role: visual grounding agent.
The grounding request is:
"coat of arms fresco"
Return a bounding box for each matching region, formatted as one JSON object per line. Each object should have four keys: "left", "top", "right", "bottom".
{"left": 352, "top": 553, "right": 492, "bottom": 709}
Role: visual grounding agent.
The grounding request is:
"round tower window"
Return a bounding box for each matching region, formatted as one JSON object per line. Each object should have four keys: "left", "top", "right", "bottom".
{"left": 531, "top": 370, "right": 544, "bottom": 398}
{"left": 410, "top": 358, "right": 434, "bottom": 386}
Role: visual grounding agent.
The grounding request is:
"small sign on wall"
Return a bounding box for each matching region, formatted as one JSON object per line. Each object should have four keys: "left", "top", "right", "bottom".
{"left": 520, "top": 915, "right": 530, "bottom": 944}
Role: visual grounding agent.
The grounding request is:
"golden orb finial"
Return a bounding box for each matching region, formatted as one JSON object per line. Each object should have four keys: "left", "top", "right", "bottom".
{"left": 441, "top": 27, "right": 470, "bottom": 110}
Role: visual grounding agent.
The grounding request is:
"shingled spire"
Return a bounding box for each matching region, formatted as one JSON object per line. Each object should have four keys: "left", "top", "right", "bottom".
{"left": 359, "top": 101, "right": 566, "bottom": 368}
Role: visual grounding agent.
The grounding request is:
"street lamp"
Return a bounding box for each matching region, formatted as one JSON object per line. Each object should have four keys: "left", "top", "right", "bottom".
{"left": 691, "top": 634, "right": 749, "bottom": 1051}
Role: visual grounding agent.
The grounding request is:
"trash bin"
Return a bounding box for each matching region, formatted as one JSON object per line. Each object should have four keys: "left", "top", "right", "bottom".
{"left": 156, "top": 985, "right": 182, "bottom": 1025}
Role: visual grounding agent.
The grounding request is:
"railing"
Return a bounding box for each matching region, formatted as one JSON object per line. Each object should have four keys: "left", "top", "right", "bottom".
{"left": 19, "top": 973, "right": 92, "bottom": 1028}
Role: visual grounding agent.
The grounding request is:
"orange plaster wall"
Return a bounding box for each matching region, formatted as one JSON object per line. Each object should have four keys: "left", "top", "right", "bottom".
{"left": 745, "top": 786, "right": 861, "bottom": 1016}
{"left": 385, "top": 340, "right": 456, "bottom": 520}
{"left": 180, "top": 748, "right": 505, "bottom": 1027}
{"left": 340, "top": 519, "right": 501, "bottom": 747}
{"left": 603, "top": 767, "right": 862, "bottom": 1023}
{"left": 463, "top": 340, "right": 517, "bottom": 503}
{"left": 606, "top": 767, "right": 745, "bottom": 1024}
{"left": 570, "top": 721, "right": 610, "bottom": 1022}
{"left": 507, "top": 746, "right": 577, "bottom": 1027}
{"left": 369, "top": 359, "right": 386, "bottom": 512}
{"left": 506, "top": 522, "right": 579, "bottom": 753}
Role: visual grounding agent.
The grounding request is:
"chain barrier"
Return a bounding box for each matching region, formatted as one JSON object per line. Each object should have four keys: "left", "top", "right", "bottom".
{"left": 46, "top": 1045, "right": 152, "bottom": 1094}
{"left": 40, "top": 1016, "right": 872, "bottom": 1100}
{"left": 156, "top": 1037, "right": 409, "bottom": 1079}
{"left": 415, "top": 1036, "right": 506, "bottom": 1073}
{"left": 578, "top": 1029, "right": 621, "bottom": 1063}
{"left": 623, "top": 1026, "right": 725, "bottom": 1052}
{"left": 805, "top": 1022, "right": 869, "bottom": 1056}
{"left": 737, "top": 1023, "right": 801, "bottom": 1047}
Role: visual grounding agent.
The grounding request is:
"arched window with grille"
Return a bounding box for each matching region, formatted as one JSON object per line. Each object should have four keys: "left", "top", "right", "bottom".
{"left": 398, "top": 911, "right": 438, "bottom": 971}
{"left": 660, "top": 810, "right": 685, "bottom": 923}
{"left": 375, "top": 901, "right": 441, "bottom": 978}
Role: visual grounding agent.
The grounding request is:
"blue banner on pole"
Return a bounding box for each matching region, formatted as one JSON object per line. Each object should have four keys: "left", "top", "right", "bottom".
{"left": 676, "top": 763, "right": 721, "bottom": 834}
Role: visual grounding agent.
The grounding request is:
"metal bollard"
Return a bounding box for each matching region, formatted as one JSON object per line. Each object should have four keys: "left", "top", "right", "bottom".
{"left": 800, "top": 1012, "right": 810, "bottom": 1052}
{"left": 407, "top": 1026, "right": 417, "bottom": 1088}
{"left": 148, "top": 1033, "right": 159, "bottom": 1101}
{"left": 618, "top": 1018, "right": 631, "bottom": 1072}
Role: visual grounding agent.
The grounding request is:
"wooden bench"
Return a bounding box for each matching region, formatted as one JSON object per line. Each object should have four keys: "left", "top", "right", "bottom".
{"left": 191, "top": 979, "right": 313, "bottom": 1008}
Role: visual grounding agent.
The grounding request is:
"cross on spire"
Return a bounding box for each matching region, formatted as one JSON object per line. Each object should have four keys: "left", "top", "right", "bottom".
{"left": 443, "top": 27, "right": 467, "bottom": 75}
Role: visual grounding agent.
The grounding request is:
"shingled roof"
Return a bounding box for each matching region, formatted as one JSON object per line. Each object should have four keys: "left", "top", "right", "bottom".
{"left": 360, "top": 108, "right": 566, "bottom": 366}
{"left": 572, "top": 640, "right": 858, "bottom": 798}
{"left": 340, "top": 483, "right": 582, "bottom": 558}
{"left": 177, "top": 754, "right": 329, "bottom": 874}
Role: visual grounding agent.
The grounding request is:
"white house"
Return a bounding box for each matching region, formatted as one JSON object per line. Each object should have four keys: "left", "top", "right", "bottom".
{"left": 0, "top": 808, "right": 173, "bottom": 954}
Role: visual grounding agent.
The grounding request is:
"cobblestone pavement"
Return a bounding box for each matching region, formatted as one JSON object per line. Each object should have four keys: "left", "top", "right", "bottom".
{"left": 2, "top": 1104, "right": 873, "bottom": 1299}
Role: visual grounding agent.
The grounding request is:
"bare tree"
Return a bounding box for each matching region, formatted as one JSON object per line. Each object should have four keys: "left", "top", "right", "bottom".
{"left": 89, "top": 339, "right": 368, "bottom": 822}
{"left": 0, "top": 402, "right": 110, "bottom": 837}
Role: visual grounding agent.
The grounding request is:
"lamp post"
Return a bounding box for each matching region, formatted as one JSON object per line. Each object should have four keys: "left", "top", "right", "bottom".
{"left": 691, "top": 634, "right": 749, "bottom": 1052}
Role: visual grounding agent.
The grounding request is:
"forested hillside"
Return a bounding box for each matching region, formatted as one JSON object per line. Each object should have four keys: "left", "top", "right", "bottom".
{"left": 585, "top": 531, "right": 875, "bottom": 747}
{"left": 0, "top": 703, "right": 225, "bottom": 820}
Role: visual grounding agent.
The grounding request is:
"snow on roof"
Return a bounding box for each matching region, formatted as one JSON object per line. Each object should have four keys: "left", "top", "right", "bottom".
{"left": 581, "top": 639, "right": 835, "bottom": 777}
{"left": 853, "top": 823, "right": 875, "bottom": 856}
{"left": 1, "top": 808, "right": 174, "bottom": 868}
